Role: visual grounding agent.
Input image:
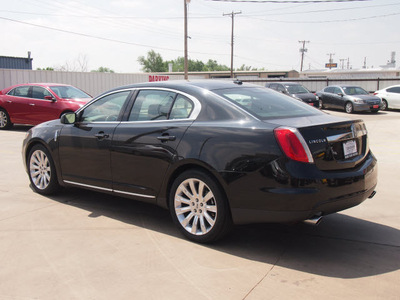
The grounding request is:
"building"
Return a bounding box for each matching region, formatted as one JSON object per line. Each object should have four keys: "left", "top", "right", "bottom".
{"left": 0, "top": 52, "right": 33, "bottom": 70}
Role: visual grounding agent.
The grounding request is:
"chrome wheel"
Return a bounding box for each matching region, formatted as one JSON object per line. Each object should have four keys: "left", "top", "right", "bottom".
{"left": 29, "top": 149, "right": 51, "bottom": 190}
{"left": 345, "top": 102, "right": 354, "bottom": 114}
{"left": 0, "top": 109, "right": 12, "bottom": 129}
{"left": 174, "top": 178, "right": 217, "bottom": 236}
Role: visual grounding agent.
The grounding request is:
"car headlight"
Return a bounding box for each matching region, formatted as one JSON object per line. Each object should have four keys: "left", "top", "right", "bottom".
{"left": 353, "top": 98, "right": 366, "bottom": 104}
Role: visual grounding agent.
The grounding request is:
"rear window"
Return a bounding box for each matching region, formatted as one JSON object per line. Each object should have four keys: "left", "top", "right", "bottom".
{"left": 213, "top": 87, "right": 322, "bottom": 120}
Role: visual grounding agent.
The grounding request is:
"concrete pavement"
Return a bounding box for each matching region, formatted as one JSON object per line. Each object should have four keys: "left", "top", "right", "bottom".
{"left": 0, "top": 110, "right": 399, "bottom": 299}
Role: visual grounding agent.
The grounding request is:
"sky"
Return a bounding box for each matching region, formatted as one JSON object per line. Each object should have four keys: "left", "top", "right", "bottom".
{"left": 0, "top": 0, "right": 399, "bottom": 73}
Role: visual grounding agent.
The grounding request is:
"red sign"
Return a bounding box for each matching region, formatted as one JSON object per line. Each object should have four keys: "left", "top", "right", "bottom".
{"left": 149, "top": 75, "right": 170, "bottom": 82}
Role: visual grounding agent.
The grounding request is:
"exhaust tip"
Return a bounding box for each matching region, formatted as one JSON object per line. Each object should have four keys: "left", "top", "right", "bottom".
{"left": 303, "top": 215, "right": 323, "bottom": 226}
{"left": 368, "top": 191, "right": 377, "bottom": 199}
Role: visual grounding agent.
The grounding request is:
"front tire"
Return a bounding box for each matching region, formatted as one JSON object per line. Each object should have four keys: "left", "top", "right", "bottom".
{"left": 169, "top": 170, "right": 232, "bottom": 243}
{"left": 0, "top": 108, "right": 13, "bottom": 130}
{"left": 345, "top": 102, "right": 354, "bottom": 114}
{"left": 28, "top": 144, "right": 60, "bottom": 195}
{"left": 381, "top": 99, "right": 388, "bottom": 111}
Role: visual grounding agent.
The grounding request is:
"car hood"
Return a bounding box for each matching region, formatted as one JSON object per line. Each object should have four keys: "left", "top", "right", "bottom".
{"left": 292, "top": 93, "right": 317, "bottom": 101}
{"left": 345, "top": 95, "right": 380, "bottom": 101}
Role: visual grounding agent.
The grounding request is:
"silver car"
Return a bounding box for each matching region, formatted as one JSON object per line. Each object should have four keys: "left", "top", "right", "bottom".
{"left": 317, "top": 85, "right": 381, "bottom": 113}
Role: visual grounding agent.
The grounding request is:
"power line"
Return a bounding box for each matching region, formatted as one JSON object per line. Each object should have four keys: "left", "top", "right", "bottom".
{"left": 208, "top": 0, "right": 369, "bottom": 3}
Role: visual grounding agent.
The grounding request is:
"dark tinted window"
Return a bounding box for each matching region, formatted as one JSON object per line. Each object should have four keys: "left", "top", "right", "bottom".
{"left": 325, "top": 87, "right": 334, "bottom": 93}
{"left": 129, "top": 90, "right": 175, "bottom": 121}
{"left": 81, "top": 91, "right": 130, "bottom": 122}
{"left": 387, "top": 87, "right": 400, "bottom": 93}
{"left": 31, "top": 86, "right": 52, "bottom": 99}
{"left": 286, "top": 85, "right": 309, "bottom": 94}
{"left": 8, "top": 86, "right": 30, "bottom": 97}
{"left": 213, "top": 87, "right": 322, "bottom": 120}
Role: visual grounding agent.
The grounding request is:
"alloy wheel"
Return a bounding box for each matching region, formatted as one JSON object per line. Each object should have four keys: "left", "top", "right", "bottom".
{"left": 174, "top": 178, "right": 217, "bottom": 236}
{"left": 29, "top": 149, "right": 51, "bottom": 190}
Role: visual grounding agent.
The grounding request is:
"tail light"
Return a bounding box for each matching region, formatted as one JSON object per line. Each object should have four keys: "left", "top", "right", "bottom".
{"left": 274, "top": 127, "right": 314, "bottom": 163}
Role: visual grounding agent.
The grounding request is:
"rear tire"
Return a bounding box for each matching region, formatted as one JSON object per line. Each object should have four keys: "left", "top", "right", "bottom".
{"left": 28, "top": 144, "right": 60, "bottom": 195}
{"left": 0, "top": 108, "right": 13, "bottom": 130}
{"left": 345, "top": 102, "right": 354, "bottom": 114}
{"left": 169, "top": 169, "right": 232, "bottom": 243}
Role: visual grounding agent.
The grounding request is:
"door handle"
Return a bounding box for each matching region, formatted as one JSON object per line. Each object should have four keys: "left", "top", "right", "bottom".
{"left": 29, "top": 103, "right": 35, "bottom": 106}
{"left": 157, "top": 135, "right": 176, "bottom": 142}
{"left": 94, "top": 132, "right": 109, "bottom": 139}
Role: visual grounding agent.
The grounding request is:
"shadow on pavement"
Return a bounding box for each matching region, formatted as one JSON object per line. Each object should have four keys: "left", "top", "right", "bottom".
{"left": 46, "top": 187, "right": 400, "bottom": 279}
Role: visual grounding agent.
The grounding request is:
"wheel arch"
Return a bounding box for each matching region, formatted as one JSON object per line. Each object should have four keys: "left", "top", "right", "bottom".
{"left": 159, "top": 161, "right": 231, "bottom": 213}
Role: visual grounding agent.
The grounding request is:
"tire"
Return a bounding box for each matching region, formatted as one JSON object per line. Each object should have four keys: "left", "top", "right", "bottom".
{"left": 381, "top": 99, "right": 388, "bottom": 111}
{"left": 0, "top": 108, "right": 13, "bottom": 130}
{"left": 169, "top": 170, "right": 232, "bottom": 243}
{"left": 345, "top": 102, "right": 354, "bottom": 114}
{"left": 319, "top": 100, "right": 324, "bottom": 109}
{"left": 28, "top": 144, "right": 60, "bottom": 195}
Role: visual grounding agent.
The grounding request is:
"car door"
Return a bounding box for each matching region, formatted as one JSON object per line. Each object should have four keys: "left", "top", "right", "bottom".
{"left": 320, "top": 87, "right": 333, "bottom": 108}
{"left": 3, "top": 85, "right": 32, "bottom": 123}
{"left": 28, "top": 86, "right": 60, "bottom": 123}
{"left": 386, "top": 86, "right": 400, "bottom": 109}
{"left": 331, "top": 87, "right": 345, "bottom": 109}
{"left": 111, "top": 89, "right": 197, "bottom": 201}
{"left": 58, "top": 90, "right": 132, "bottom": 190}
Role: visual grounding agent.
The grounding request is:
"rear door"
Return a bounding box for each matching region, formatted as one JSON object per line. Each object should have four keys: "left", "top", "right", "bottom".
{"left": 386, "top": 86, "right": 400, "bottom": 109}
{"left": 3, "top": 85, "right": 32, "bottom": 123}
{"left": 111, "top": 89, "right": 196, "bottom": 200}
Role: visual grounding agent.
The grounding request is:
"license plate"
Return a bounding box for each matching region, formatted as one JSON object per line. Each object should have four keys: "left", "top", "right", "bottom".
{"left": 343, "top": 140, "right": 358, "bottom": 159}
{"left": 373, "top": 105, "right": 379, "bottom": 109}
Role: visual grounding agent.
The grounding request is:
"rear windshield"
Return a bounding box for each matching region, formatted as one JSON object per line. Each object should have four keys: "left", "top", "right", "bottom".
{"left": 286, "top": 85, "right": 310, "bottom": 94}
{"left": 213, "top": 87, "right": 322, "bottom": 120}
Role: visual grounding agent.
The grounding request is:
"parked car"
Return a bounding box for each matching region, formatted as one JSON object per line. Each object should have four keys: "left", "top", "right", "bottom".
{"left": 373, "top": 85, "right": 400, "bottom": 110}
{"left": 22, "top": 80, "right": 377, "bottom": 243}
{"left": 317, "top": 85, "right": 381, "bottom": 113}
{"left": 0, "top": 83, "right": 91, "bottom": 129}
{"left": 265, "top": 82, "right": 320, "bottom": 108}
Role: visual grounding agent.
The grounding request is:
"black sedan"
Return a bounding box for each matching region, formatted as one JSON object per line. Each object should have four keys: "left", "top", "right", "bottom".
{"left": 317, "top": 85, "right": 381, "bottom": 113}
{"left": 23, "top": 80, "right": 378, "bottom": 243}
{"left": 266, "top": 82, "right": 320, "bottom": 108}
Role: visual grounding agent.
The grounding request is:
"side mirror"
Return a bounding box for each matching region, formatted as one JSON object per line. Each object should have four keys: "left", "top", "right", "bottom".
{"left": 60, "top": 112, "right": 76, "bottom": 124}
{"left": 338, "top": 93, "right": 344, "bottom": 97}
{"left": 44, "top": 95, "right": 56, "bottom": 102}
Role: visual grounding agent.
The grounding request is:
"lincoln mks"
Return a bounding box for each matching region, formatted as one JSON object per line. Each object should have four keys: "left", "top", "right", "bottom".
{"left": 23, "top": 80, "right": 378, "bottom": 242}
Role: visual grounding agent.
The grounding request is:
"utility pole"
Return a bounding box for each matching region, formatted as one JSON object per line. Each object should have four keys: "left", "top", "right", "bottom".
{"left": 223, "top": 11, "right": 242, "bottom": 78}
{"left": 184, "top": 0, "right": 190, "bottom": 80}
{"left": 298, "top": 40, "right": 309, "bottom": 72}
{"left": 327, "top": 53, "right": 335, "bottom": 69}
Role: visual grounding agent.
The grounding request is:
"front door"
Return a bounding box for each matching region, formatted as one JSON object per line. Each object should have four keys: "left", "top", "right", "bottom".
{"left": 58, "top": 90, "right": 132, "bottom": 190}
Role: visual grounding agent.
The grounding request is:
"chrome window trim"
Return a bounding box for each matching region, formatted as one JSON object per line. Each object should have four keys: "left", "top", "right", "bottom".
{"left": 76, "top": 87, "right": 202, "bottom": 122}
{"left": 63, "top": 180, "right": 155, "bottom": 199}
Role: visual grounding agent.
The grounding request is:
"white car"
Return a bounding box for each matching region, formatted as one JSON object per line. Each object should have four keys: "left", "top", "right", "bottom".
{"left": 374, "top": 85, "right": 400, "bottom": 110}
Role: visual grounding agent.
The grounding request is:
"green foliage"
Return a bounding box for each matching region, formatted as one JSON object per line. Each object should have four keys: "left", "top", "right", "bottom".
{"left": 91, "top": 66, "right": 115, "bottom": 73}
{"left": 138, "top": 50, "right": 168, "bottom": 72}
{"left": 36, "top": 67, "right": 54, "bottom": 71}
{"left": 138, "top": 50, "right": 231, "bottom": 73}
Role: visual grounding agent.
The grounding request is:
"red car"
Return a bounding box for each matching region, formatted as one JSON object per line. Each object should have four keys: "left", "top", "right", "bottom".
{"left": 0, "top": 83, "right": 91, "bottom": 129}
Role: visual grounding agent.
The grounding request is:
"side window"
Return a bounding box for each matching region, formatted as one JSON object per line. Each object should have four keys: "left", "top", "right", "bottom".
{"left": 31, "top": 86, "right": 52, "bottom": 99}
{"left": 81, "top": 91, "right": 131, "bottom": 122}
{"left": 324, "top": 87, "right": 333, "bottom": 93}
{"left": 333, "top": 87, "right": 342, "bottom": 94}
{"left": 276, "top": 84, "right": 286, "bottom": 93}
{"left": 269, "top": 83, "right": 278, "bottom": 90}
{"left": 8, "top": 86, "right": 30, "bottom": 97}
{"left": 128, "top": 90, "right": 175, "bottom": 121}
{"left": 170, "top": 95, "right": 193, "bottom": 119}
{"left": 387, "top": 87, "right": 400, "bottom": 93}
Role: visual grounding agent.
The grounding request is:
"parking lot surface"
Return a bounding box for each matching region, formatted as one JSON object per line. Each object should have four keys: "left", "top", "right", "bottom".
{"left": 0, "top": 110, "right": 399, "bottom": 299}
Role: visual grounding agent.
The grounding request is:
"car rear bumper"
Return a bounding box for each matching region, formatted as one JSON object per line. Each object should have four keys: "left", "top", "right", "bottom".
{"left": 225, "top": 152, "right": 378, "bottom": 225}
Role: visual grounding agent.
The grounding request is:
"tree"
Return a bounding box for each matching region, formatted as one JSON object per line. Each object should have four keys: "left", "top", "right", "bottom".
{"left": 91, "top": 67, "right": 115, "bottom": 73}
{"left": 36, "top": 67, "right": 54, "bottom": 71}
{"left": 138, "top": 50, "right": 167, "bottom": 72}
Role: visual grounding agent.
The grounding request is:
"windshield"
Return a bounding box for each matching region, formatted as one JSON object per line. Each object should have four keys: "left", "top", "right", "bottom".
{"left": 286, "top": 85, "right": 310, "bottom": 94}
{"left": 213, "top": 87, "right": 322, "bottom": 120}
{"left": 342, "top": 86, "right": 369, "bottom": 96}
{"left": 50, "top": 86, "right": 91, "bottom": 99}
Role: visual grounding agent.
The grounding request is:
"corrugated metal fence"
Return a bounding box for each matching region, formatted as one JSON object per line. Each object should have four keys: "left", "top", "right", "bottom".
{"left": 0, "top": 69, "right": 184, "bottom": 97}
{"left": 1, "top": 69, "right": 400, "bottom": 96}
